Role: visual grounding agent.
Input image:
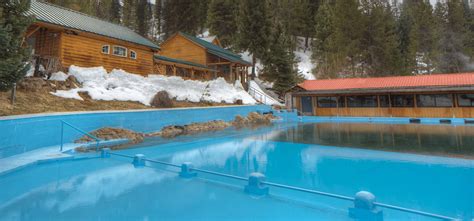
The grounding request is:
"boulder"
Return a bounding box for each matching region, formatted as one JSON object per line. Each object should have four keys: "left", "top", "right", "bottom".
{"left": 150, "top": 90, "right": 173, "bottom": 108}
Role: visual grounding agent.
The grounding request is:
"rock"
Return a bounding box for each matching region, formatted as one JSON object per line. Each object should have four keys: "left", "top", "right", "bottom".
{"left": 17, "top": 78, "right": 48, "bottom": 92}
{"left": 75, "top": 127, "right": 145, "bottom": 149}
{"left": 160, "top": 125, "right": 185, "bottom": 138}
{"left": 150, "top": 90, "right": 173, "bottom": 108}
{"left": 234, "top": 99, "right": 243, "bottom": 105}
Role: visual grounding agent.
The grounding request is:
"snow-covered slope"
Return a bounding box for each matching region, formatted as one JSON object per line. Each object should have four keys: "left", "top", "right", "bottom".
{"left": 50, "top": 66, "right": 257, "bottom": 105}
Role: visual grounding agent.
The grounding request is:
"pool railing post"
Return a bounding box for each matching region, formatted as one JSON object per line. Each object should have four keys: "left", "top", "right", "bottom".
{"left": 132, "top": 154, "right": 146, "bottom": 168}
{"left": 179, "top": 162, "right": 197, "bottom": 178}
{"left": 101, "top": 148, "right": 110, "bottom": 158}
{"left": 244, "top": 172, "right": 269, "bottom": 196}
{"left": 348, "top": 191, "right": 383, "bottom": 221}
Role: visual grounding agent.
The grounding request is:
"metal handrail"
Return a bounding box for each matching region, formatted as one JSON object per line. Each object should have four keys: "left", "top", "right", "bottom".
{"left": 107, "top": 152, "right": 458, "bottom": 221}
{"left": 60, "top": 120, "right": 101, "bottom": 152}
{"left": 248, "top": 85, "right": 282, "bottom": 105}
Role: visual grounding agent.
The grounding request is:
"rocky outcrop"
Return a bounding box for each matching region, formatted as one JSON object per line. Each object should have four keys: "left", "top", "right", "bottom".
{"left": 75, "top": 112, "right": 277, "bottom": 151}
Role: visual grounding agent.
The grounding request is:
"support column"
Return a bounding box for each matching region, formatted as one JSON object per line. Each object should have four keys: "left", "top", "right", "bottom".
{"left": 173, "top": 65, "right": 177, "bottom": 76}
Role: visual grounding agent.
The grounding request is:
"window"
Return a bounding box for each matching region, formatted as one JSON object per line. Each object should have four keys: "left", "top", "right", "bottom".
{"left": 102, "top": 45, "right": 110, "bottom": 54}
{"left": 379, "top": 95, "right": 390, "bottom": 107}
{"left": 417, "top": 94, "right": 453, "bottom": 107}
{"left": 458, "top": 94, "right": 474, "bottom": 107}
{"left": 347, "top": 95, "right": 378, "bottom": 107}
{"left": 391, "top": 95, "right": 414, "bottom": 107}
{"left": 317, "top": 96, "right": 345, "bottom": 108}
{"left": 130, "top": 50, "right": 137, "bottom": 59}
{"left": 112, "top": 46, "right": 127, "bottom": 57}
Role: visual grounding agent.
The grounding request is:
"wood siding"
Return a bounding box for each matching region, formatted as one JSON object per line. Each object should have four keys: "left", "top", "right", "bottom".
{"left": 293, "top": 94, "right": 474, "bottom": 118}
{"left": 61, "top": 32, "right": 154, "bottom": 75}
{"left": 159, "top": 34, "right": 207, "bottom": 65}
{"left": 32, "top": 28, "right": 61, "bottom": 57}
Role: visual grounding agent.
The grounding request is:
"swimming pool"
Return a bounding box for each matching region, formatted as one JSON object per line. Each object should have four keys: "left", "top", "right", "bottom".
{"left": 0, "top": 121, "right": 473, "bottom": 221}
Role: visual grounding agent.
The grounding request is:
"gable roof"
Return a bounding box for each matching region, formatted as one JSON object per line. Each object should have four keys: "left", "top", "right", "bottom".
{"left": 154, "top": 55, "right": 216, "bottom": 71}
{"left": 27, "top": 0, "right": 159, "bottom": 49}
{"left": 298, "top": 73, "right": 474, "bottom": 93}
{"left": 179, "top": 32, "right": 251, "bottom": 66}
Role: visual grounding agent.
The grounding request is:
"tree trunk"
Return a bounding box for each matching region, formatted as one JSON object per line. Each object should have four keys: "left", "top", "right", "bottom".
{"left": 10, "top": 83, "right": 17, "bottom": 105}
{"left": 251, "top": 55, "right": 256, "bottom": 80}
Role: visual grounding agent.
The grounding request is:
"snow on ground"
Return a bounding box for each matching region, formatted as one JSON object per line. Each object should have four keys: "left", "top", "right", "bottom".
{"left": 295, "top": 37, "right": 316, "bottom": 80}
{"left": 50, "top": 66, "right": 257, "bottom": 105}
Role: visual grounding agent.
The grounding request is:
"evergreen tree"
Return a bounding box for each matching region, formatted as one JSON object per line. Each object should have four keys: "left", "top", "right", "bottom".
{"left": 109, "top": 0, "right": 121, "bottom": 24}
{"left": 152, "top": 0, "right": 162, "bottom": 40}
{"left": 332, "top": 0, "right": 365, "bottom": 76}
{"left": 163, "top": 0, "right": 202, "bottom": 38}
{"left": 263, "top": 21, "right": 300, "bottom": 95}
{"left": 137, "top": 0, "right": 150, "bottom": 36}
{"left": 206, "top": 0, "right": 238, "bottom": 47}
{"left": 236, "top": 0, "right": 271, "bottom": 77}
{"left": 311, "top": 1, "right": 340, "bottom": 79}
{"left": 438, "top": 0, "right": 467, "bottom": 72}
{"left": 123, "top": 0, "right": 136, "bottom": 30}
{"left": 0, "top": 0, "right": 33, "bottom": 92}
{"left": 362, "top": 0, "right": 402, "bottom": 76}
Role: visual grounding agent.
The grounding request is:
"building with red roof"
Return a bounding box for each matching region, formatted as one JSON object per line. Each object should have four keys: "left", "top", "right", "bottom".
{"left": 289, "top": 73, "right": 474, "bottom": 118}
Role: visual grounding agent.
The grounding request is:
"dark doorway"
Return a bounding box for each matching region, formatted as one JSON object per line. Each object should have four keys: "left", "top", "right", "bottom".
{"left": 301, "top": 96, "right": 313, "bottom": 115}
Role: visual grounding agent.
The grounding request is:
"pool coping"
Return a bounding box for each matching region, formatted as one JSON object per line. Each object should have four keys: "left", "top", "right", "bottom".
{"left": 0, "top": 104, "right": 264, "bottom": 121}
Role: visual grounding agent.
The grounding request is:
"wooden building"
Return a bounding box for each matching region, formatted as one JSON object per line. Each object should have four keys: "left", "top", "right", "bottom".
{"left": 157, "top": 32, "right": 252, "bottom": 86}
{"left": 290, "top": 73, "right": 474, "bottom": 118}
{"left": 25, "top": 0, "right": 159, "bottom": 76}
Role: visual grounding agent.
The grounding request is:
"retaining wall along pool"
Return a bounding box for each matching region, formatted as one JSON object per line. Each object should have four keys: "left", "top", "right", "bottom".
{"left": 0, "top": 105, "right": 271, "bottom": 158}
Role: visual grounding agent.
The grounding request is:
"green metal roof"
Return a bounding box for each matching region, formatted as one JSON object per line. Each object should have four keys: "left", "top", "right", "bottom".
{"left": 27, "top": 0, "right": 159, "bottom": 49}
{"left": 179, "top": 32, "right": 252, "bottom": 66}
{"left": 154, "top": 55, "right": 216, "bottom": 71}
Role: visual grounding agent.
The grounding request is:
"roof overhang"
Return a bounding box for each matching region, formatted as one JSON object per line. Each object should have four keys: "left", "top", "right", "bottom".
{"left": 291, "top": 85, "right": 474, "bottom": 95}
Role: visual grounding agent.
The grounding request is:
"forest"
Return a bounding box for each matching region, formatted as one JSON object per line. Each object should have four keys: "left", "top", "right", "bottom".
{"left": 34, "top": 0, "right": 474, "bottom": 90}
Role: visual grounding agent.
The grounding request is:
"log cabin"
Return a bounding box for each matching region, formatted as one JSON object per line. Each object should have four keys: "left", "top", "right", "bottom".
{"left": 156, "top": 32, "right": 251, "bottom": 86}
{"left": 25, "top": 0, "right": 159, "bottom": 76}
{"left": 289, "top": 73, "right": 474, "bottom": 118}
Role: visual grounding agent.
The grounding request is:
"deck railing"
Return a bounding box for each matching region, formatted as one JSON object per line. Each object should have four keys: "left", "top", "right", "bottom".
{"left": 60, "top": 120, "right": 100, "bottom": 152}
{"left": 105, "top": 150, "right": 459, "bottom": 221}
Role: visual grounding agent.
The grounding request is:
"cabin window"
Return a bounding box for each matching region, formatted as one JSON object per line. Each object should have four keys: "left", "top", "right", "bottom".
{"left": 130, "top": 50, "right": 137, "bottom": 59}
{"left": 391, "top": 95, "right": 414, "bottom": 107}
{"left": 379, "top": 95, "right": 390, "bottom": 107}
{"left": 417, "top": 94, "right": 453, "bottom": 107}
{"left": 102, "top": 45, "right": 110, "bottom": 54}
{"left": 347, "top": 95, "right": 378, "bottom": 107}
{"left": 458, "top": 94, "right": 474, "bottom": 107}
{"left": 317, "top": 96, "right": 345, "bottom": 108}
{"left": 112, "top": 46, "right": 127, "bottom": 57}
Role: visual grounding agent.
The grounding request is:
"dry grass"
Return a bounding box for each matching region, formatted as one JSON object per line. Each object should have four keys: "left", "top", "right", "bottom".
{"left": 0, "top": 89, "right": 233, "bottom": 117}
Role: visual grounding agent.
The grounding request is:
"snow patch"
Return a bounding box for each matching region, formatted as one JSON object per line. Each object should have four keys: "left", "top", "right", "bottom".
{"left": 50, "top": 66, "right": 257, "bottom": 105}
{"left": 249, "top": 80, "right": 282, "bottom": 105}
{"left": 49, "top": 71, "right": 68, "bottom": 81}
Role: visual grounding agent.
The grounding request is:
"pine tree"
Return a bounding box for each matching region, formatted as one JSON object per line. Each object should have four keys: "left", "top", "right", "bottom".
{"left": 109, "top": 0, "right": 121, "bottom": 24}
{"left": 236, "top": 0, "right": 271, "bottom": 77}
{"left": 438, "top": 0, "right": 467, "bottom": 73}
{"left": 0, "top": 0, "right": 33, "bottom": 92}
{"left": 206, "top": 0, "right": 238, "bottom": 47}
{"left": 163, "top": 0, "right": 202, "bottom": 38}
{"left": 152, "top": 0, "right": 162, "bottom": 40}
{"left": 137, "top": 0, "right": 150, "bottom": 36}
{"left": 311, "top": 1, "right": 340, "bottom": 79}
{"left": 333, "top": 0, "right": 365, "bottom": 76}
{"left": 362, "top": 0, "right": 402, "bottom": 76}
{"left": 123, "top": 0, "right": 136, "bottom": 30}
{"left": 263, "top": 21, "right": 300, "bottom": 95}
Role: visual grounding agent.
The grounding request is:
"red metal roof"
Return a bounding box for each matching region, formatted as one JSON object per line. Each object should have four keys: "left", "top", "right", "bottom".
{"left": 299, "top": 73, "right": 474, "bottom": 91}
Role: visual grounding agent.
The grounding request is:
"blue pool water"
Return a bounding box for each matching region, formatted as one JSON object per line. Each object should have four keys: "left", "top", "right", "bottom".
{"left": 0, "top": 122, "right": 473, "bottom": 220}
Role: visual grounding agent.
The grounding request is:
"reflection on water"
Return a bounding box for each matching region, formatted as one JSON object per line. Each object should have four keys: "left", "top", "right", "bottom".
{"left": 271, "top": 123, "right": 474, "bottom": 157}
